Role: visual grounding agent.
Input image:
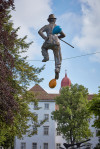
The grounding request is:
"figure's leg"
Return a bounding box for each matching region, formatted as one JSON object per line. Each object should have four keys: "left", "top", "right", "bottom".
{"left": 41, "top": 44, "right": 49, "bottom": 62}
{"left": 53, "top": 46, "right": 62, "bottom": 79}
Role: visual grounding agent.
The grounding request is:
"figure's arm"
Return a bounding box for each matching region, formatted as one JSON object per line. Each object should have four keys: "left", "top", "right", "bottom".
{"left": 58, "top": 31, "right": 66, "bottom": 39}
{"left": 38, "top": 25, "right": 47, "bottom": 40}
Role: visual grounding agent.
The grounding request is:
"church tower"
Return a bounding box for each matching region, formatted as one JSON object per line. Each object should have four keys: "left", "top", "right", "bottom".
{"left": 61, "top": 70, "right": 71, "bottom": 88}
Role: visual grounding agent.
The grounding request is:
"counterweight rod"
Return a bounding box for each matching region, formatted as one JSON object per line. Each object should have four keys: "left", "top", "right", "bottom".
{"left": 60, "top": 39, "right": 74, "bottom": 48}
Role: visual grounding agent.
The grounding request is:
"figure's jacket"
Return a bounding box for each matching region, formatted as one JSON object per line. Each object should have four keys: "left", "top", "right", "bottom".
{"left": 38, "top": 23, "right": 60, "bottom": 46}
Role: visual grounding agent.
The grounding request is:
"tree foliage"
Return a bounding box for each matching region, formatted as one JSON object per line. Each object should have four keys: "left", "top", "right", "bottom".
{"left": 0, "top": 0, "right": 18, "bottom": 123}
{"left": 0, "top": 0, "right": 44, "bottom": 146}
{"left": 0, "top": 0, "right": 44, "bottom": 123}
{"left": 52, "top": 84, "right": 92, "bottom": 144}
{"left": 88, "top": 87, "right": 100, "bottom": 136}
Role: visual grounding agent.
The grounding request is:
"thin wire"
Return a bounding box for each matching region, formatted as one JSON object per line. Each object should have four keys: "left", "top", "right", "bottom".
{"left": 26, "top": 51, "right": 100, "bottom": 62}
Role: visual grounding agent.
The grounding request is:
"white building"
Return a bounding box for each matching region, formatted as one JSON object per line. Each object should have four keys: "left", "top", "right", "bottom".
{"left": 14, "top": 73, "right": 99, "bottom": 149}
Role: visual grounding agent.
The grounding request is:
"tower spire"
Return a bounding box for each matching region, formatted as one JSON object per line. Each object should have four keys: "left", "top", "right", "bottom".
{"left": 65, "top": 69, "right": 67, "bottom": 77}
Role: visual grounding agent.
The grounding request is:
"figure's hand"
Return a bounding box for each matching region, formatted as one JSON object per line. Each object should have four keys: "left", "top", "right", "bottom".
{"left": 58, "top": 36, "right": 61, "bottom": 39}
{"left": 58, "top": 31, "right": 66, "bottom": 39}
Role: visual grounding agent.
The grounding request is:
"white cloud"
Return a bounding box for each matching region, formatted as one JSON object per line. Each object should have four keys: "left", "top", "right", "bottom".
{"left": 73, "top": 0, "right": 100, "bottom": 61}
{"left": 57, "top": 12, "right": 82, "bottom": 40}
{"left": 11, "top": 0, "right": 52, "bottom": 59}
{"left": 13, "top": 0, "right": 52, "bottom": 30}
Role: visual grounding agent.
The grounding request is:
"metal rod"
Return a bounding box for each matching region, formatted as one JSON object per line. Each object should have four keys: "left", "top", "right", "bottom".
{"left": 60, "top": 39, "right": 74, "bottom": 48}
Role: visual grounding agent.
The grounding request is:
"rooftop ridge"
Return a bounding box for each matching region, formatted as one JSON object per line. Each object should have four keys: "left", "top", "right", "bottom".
{"left": 30, "top": 84, "right": 48, "bottom": 94}
{"left": 29, "top": 84, "right": 94, "bottom": 101}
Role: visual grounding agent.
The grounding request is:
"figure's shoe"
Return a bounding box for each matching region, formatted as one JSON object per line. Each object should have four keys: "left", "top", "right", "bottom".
{"left": 55, "top": 67, "right": 60, "bottom": 79}
{"left": 42, "top": 58, "right": 49, "bottom": 62}
{"left": 55, "top": 71, "right": 59, "bottom": 80}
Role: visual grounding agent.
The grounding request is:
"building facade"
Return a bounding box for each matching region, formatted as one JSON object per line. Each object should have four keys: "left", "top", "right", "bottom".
{"left": 14, "top": 73, "right": 99, "bottom": 149}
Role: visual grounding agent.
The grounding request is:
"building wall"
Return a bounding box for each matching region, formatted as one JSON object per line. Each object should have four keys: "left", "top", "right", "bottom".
{"left": 14, "top": 101, "right": 99, "bottom": 149}
{"left": 14, "top": 100, "right": 56, "bottom": 149}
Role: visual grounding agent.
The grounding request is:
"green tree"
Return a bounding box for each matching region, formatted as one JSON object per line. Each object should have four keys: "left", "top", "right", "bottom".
{"left": 89, "top": 87, "right": 100, "bottom": 136}
{"left": 52, "top": 84, "right": 92, "bottom": 144}
{"left": 0, "top": 0, "right": 44, "bottom": 147}
{"left": 0, "top": 0, "right": 44, "bottom": 124}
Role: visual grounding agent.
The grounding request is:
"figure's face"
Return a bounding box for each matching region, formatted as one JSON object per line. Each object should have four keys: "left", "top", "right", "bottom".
{"left": 48, "top": 18, "right": 56, "bottom": 23}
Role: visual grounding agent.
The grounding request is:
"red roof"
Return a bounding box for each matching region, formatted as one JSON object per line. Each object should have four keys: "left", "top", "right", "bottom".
{"left": 61, "top": 73, "right": 71, "bottom": 88}
{"left": 30, "top": 84, "right": 59, "bottom": 100}
{"left": 29, "top": 84, "right": 94, "bottom": 101}
{"left": 88, "top": 94, "right": 94, "bottom": 100}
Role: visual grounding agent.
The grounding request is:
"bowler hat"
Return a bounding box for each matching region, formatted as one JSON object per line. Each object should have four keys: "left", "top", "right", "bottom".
{"left": 47, "top": 14, "right": 56, "bottom": 21}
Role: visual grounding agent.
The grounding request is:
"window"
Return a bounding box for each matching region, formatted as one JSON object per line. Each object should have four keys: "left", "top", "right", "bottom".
{"left": 33, "top": 126, "right": 37, "bottom": 135}
{"left": 44, "top": 114, "right": 49, "bottom": 122}
{"left": 21, "top": 143, "right": 26, "bottom": 149}
{"left": 44, "top": 143, "right": 48, "bottom": 149}
{"left": 34, "top": 104, "right": 38, "bottom": 110}
{"left": 44, "top": 103, "right": 49, "bottom": 109}
{"left": 56, "top": 124, "right": 60, "bottom": 135}
{"left": 56, "top": 143, "right": 61, "bottom": 149}
{"left": 44, "top": 126, "right": 49, "bottom": 135}
{"left": 56, "top": 130, "right": 60, "bottom": 136}
{"left": 96, "top": 129, "right": 100, "bottom": 136}
{"left": 32, "top": 143, "right": 37, "bottom": 149}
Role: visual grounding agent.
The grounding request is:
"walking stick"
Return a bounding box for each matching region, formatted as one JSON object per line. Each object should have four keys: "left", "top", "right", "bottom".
{"left": 60, "top": 39, "right": 74, "bottom": 48}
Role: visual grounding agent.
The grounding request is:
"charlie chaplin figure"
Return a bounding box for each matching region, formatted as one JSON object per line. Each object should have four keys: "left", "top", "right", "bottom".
{"left": 38, "top": 14, "right": 66, "bottom": 79}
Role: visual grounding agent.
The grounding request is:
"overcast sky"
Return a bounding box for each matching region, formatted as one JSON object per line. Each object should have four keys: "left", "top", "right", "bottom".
{"left": 12, "top": 0, "right": 100, "bottom": 94}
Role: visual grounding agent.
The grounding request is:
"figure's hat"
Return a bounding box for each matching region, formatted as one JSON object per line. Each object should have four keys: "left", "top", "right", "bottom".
{"left": 47, "top": 14, "right": 56, "bottom": 21}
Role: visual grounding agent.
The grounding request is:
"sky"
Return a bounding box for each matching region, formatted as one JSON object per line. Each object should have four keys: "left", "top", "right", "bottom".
{"left": 12, "top": 0, "right": 100, "bottom": 94}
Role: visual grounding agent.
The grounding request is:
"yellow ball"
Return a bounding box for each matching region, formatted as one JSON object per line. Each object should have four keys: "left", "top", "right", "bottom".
{"left": 49, "top": 79, "right": 57, "bottom": 88}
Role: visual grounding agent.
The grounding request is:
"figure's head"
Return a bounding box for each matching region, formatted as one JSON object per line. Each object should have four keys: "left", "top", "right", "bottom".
{"left": 47, "top": 14, "right": 56, "bottom": 23}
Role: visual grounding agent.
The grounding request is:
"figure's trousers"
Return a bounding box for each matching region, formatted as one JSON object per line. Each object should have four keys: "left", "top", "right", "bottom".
{"left": 41, "top": 43, "right": 62, "bottom": 73}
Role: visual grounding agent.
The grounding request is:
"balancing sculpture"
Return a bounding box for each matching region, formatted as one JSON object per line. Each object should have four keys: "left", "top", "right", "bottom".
{"left": 38, "top": 14, "right": 66, "bottom": 82}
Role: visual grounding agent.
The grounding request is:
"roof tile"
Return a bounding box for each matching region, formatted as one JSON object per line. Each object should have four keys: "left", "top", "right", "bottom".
{"left": 30, "top": 84, "right": 94, "bottom": 101}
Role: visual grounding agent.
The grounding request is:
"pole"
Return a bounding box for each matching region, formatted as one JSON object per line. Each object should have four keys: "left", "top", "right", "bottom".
{"left": 60, "top": 39, "right": 74, "bottom": 48}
